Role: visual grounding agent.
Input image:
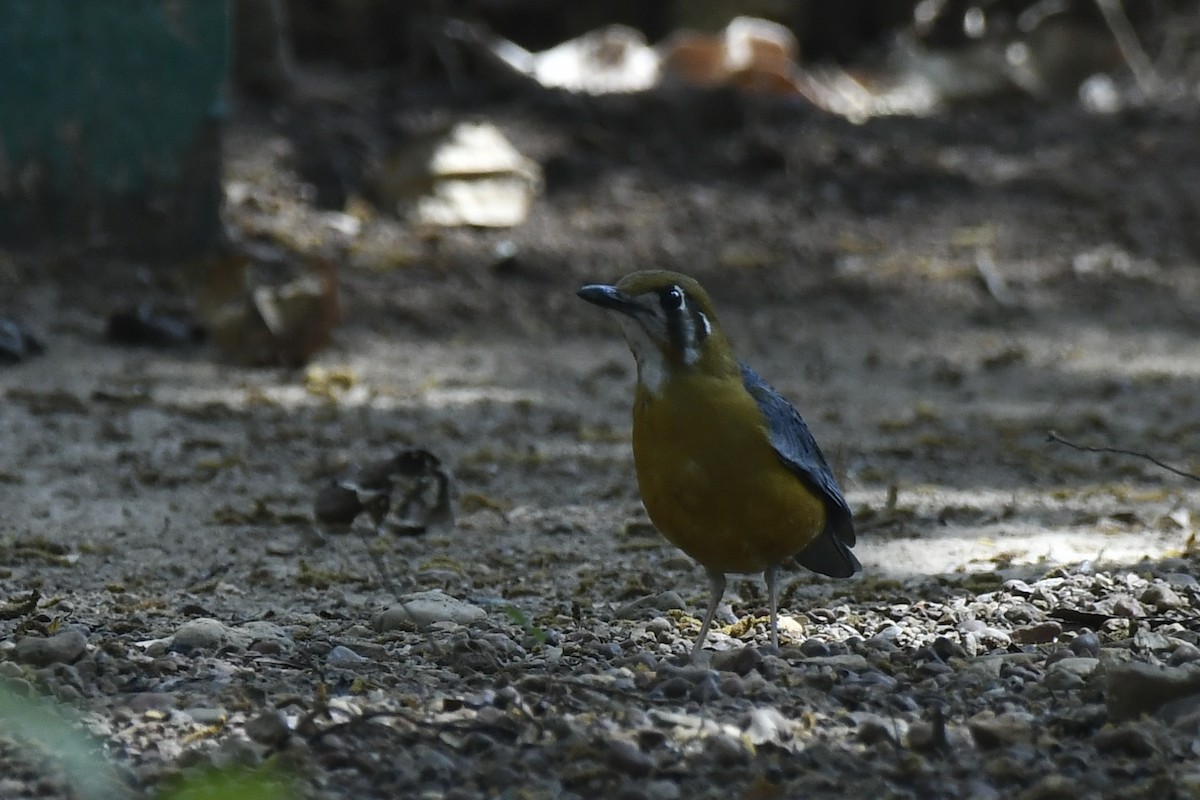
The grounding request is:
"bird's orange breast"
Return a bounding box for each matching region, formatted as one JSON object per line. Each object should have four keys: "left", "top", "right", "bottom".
{"left": 631, "top": 371, "right": 827, "bottom": 574}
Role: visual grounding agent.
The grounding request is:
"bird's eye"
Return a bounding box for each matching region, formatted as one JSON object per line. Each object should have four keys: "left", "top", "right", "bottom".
{"left": 661, "top": 287, "right": 684, "bottom": 311}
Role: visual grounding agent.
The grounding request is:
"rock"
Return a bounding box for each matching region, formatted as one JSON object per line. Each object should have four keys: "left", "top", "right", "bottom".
{"left": 1171, "top": 643, "right": 1200, "bottom": 666}
{"left": 1069, "top": 630, "right": 1101, "bottom": 657}
{"left": 931, "top": 636, "right": 965, "bottom": 661}
{"left": 704, "top": 734, "right": 749, "bottom": 767}
{"left": 245, "top": 710, "right": 291, "bottom": 747}
{"left": 326, "top": 645, "right": 368, "bottom": 665}
{"left": 237, "top": 620, "right": 293, "bottom": 651}
{"left": 710, "top": 646, "right": 761, "bottom": 676}
{"left": 615, "top": 591, "right": 687, "bottom": 619}
{"left": 1140, "top": 584, "right": 1186, "bottom": 609}
{"left": 186, "top": 707, "right": 228, "bottom": 725}
{"left": 373, "top": 592, "right": 486, "bottom": 630}
{"left": 13, "top": 630, "right": 87, "bottom": 667}
{"left": 1111, "top": 596, "right": 1144, "bottom": 618}
{"left": 852, "top": 712, "right": 903, "bottom": 745}
{"left": 1106, "top": 661, "right": 1200, "bottom": 721}
{"left": 1003, "top": 579, "right": 1034, "bottom": 596}
{"left": 1049, "top": 656, "right": 1100, "bottom": 679}
{"left": 171, "top": 618, "right": 243, "bottom": 653}
{"left": 644, "top": 780, "right": 683, "bottom": 800}
{"left": 744, "top": 707, "right": 791, "bottom": 745}
{"left": 968, "top": 710, "right": 1035, "bottom": 749}
{"left": 1093, "top": 723, "right": 1158, "bottom": 756}
{"left": 605, "top": 739, "right": 654, "bottom": 777}
{"left": 802, "top": 654, "right": 869, "bottom": 671}
{"left": 1012, "top": 621, "right": 1062, "bottom": 645}
{"left": 798, "top": 638, "right": 831, "bottom": 657}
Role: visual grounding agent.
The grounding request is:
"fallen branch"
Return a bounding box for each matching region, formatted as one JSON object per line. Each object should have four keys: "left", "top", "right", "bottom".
{"left": 1047, "top": 430, "right": 1200, "bottom": 483}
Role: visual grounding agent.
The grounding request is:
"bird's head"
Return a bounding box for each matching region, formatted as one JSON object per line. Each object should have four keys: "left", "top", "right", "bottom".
{"left": 578, "top": 270, "right": 737, "bottom": 394}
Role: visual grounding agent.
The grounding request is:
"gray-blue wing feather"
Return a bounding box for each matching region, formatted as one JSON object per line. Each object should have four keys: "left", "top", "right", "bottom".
{"left": 741, "top": 364, "right": 860, "bottom": 578}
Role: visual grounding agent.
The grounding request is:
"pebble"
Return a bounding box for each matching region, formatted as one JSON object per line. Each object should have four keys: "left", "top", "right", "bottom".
{"left": 126, "top": 692, "right": 176, "bottom": 713}
{"left": 1112, "top": 596, "right": 1145, "bottom": 618}
{"left": 1011, "top": 621, "right": 1062, "bottom": 645}
{"left": 326, "top": 645, "right": 369, "bottom": 665}
{"left": 237, "top": 620, "right": 293, "bottom": 651}
{"left": 1140, "top": 584, "right": 1186, "bottom": 610}
{"left": 1068, "top": 630, "right": 1101, "bottom": 657}
{"left": 644, "top": 780, "right": 682, "bottom": 800}
{"left": 1093, "top": 723, "right": 1159, "bottom": 756}
{"left": 171, "top": 618, "right": 242, "bottom": 653}
{"left": 744, "top": 707, "right": 790, "bottom": 745}
{"left": 13, "top": 629, "right": 87, "bottom": 667}
{"left": 704, "top": 734, "right": 750, "bottom": 767}
{"left": 931, "top": 636, "right": 964, "bottom": 661}
{"left": 710, "top": 646, "right": 761, "bottom": 676}
{"left": 373, "top": 592, "right": 486, "bottom": 630}
{"left": 244, "top": 710, "right": 291, "bottom": 747}
{"left": 967, "top": 710, "right": 1034, "bottom": 749}
{"left": 1171, "top": 643, "right": 1200, "bottom": 666}
{"left": 605, "top": 739, "right": 655, "bottom": 776}
{"left": 1105, "top": 661, "right": 1200, "bottom": 721}
{"left": 186, "top": 707, "right": 228, "bottom": 725}
{"left": 798, "top": 638, "right": 831, "bottom": 657}
{"left": 802, "top": 654, "right": 869, "bottom": 671}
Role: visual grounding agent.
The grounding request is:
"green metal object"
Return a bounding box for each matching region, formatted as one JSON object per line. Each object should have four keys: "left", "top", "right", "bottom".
{"left": 0, "top": 0, "right": 229, "bottom": 256}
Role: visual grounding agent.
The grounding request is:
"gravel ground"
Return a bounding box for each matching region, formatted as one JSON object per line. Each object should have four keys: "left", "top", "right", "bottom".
{"left": 3, "top": 71, "right": 1200, "bottom": 799}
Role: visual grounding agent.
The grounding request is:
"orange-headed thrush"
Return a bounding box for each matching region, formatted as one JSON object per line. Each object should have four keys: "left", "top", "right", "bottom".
{"left": 578, "top": 270, "right": 860, "bottom": 658}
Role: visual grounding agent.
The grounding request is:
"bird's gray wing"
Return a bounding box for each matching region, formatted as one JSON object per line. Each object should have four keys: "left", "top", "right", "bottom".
{"left": 741, "top": 364, "right": 860, "bottom": 578}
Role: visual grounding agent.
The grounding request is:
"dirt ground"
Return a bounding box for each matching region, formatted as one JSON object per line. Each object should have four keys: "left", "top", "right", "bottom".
{"left": 5, "top": 69, "right": 1200, "bottom": 799}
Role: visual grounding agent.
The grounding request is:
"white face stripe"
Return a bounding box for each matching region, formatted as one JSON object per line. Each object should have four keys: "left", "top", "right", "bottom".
{"left": 617, "top": 315, "right": 667, "bottom": 396}
{"left": 674, "top": 291, "right": 706, "bottom": 366}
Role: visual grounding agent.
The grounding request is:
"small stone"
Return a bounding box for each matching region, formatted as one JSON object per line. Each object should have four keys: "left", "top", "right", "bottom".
{"left": 931, "top": 636, "right": 964, "bottom": 661}
{"left": 14, "top": 629, "right": 87, "bottom": 667}
{"left": 710, "top": 646, "right": 762, "bottom": 676}
{"left": 704, "top": 734, "right": 749, "bottom": 767}
{"left": 1048, "top": 656, "right": 1099, "bottom": 680}
{"left": 186, "top": 707, "right": 228, "bottom": 725}
{"left": 606, "top": 739, "right": 654, "bottom": 777}
{"left": 1093, "top": 723, "right": 1158, "bottom": 756}
{"left": 1106, "top": 661, "right": 1200, "bottom": 721}
{"left": 1012, "top": 621, "right": 1062, "bottom": 645}
{"left": 644, "top": 780, "right": 682, "bottom": 800}
{"left": 968, "top": 710, "right": 1034, "bottom": 750}
{"left": 615, "top": 591, "right": 687, "bottom": 619}
{"left": 171, "top": 618, "right": 239, "bottom": 653}
{"left": 1112, "top": 596, "right": 1145, "bottom": 618}
{"left": 798, "top": 639, "right": 830, "bottom": 657}
{"left": 373, "top": 592, "right": 486, "bottom": 630}
{"left": 1003, "top": 579, "right": 1034, "bottom": 596}
{"left": 1162, "top": 573, "right": 1199, "bottom": 590}
{"left": 852, "top": 712, "right": 903, "bottom": 745}
{"left": 802, "top": 654, "right": 869, "bottom": 671}
{"left": 744, "top": 707, "right": 791, "bottom": 745}
{"left": 1069, "top": 630, "right": 1101, "bottom": 657}
{"left": 326, "top": 645, "right": 368, "bottom": 665}
{"left": 125, "top": 692, "right": 176, "bottom": 713}
{"left": 245, "top": 710, "right": 290, "bottom": 747}
{"left": 1171, "top": 643, "right": 1200, "bottom": 666}
{"left": 1141, "top": 584, "right": 1187, "bottom": 610}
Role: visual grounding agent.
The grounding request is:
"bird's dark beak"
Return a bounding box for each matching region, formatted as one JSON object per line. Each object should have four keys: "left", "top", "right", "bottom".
{"left": 577, "top": 283, "right": 641, "bottom": 316}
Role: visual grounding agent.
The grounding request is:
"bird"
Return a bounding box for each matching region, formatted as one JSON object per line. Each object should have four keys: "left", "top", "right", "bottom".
{"left": 577, "top": 270, "right": 860, "bottom": 658}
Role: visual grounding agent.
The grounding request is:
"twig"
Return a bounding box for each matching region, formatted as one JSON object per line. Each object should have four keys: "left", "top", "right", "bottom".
{"left": 1093, "top": 0, "right": 1163, "bottom": 96}
{"left": 975, "top": 251, "right": 1017, "bottom": 307}
{"left": 1047, "top": 430, "right": 1200, "bottom": 483}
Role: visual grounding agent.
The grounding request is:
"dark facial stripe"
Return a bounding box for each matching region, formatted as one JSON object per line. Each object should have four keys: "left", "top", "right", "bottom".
{"left": 663, "top": 287, "right": 709, "bottom": 364}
